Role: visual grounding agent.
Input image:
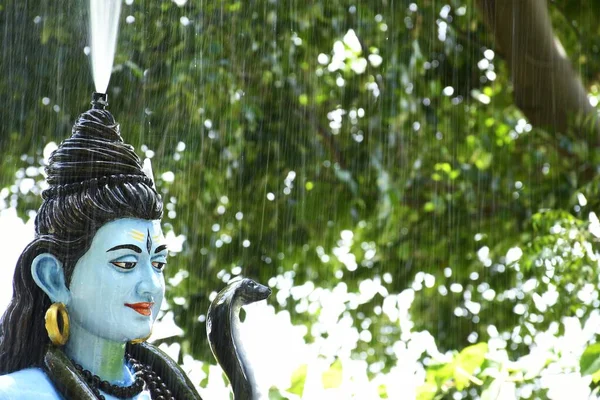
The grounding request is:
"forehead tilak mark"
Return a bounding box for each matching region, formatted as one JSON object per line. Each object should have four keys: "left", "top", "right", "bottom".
{"left": 146, "top": 229, "right": 152, "bottom": 254}
{"left": 129, "top": 229, "right": 145, "bottom": 242}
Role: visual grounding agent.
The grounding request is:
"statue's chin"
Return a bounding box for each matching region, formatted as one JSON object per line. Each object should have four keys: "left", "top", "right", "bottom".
{"left": 95, "top": 322, "right": 153, "bottom": 343}
{"left": 125, "top": 323, "right": 153, "bottom": 343}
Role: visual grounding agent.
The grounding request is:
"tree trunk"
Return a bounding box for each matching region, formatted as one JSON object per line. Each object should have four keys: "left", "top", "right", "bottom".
{"left": 476, "top": 0, "right": 599, "bottom": 138}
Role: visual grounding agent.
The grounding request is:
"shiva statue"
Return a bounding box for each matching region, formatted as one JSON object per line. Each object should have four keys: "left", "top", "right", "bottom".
{"left": 0, "top": 95, "right": 270, "bottom": 400}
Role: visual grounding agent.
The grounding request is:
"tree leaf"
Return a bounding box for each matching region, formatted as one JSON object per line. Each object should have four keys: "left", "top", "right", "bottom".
{"left": 288, "top": 364, "right": 307, "bottom": 396}
{"left": 580, "top": 343, "right": 600, "bottom": 378}
{"left": 454, "top": 343, "right": 488, "bottom": 390}
{"left": 322, "top": 359, "right": 343, "bottom": 389}
{"left": 416, "top": 382, "right": 438, "bottom": 400}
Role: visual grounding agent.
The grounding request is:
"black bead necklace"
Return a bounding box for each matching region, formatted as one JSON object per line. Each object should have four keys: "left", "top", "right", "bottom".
{"left": 73, "top": 353, "right": 175, "bottom": 400}
{"left": 129, "top": 354, "right": 175, "bottom": 400}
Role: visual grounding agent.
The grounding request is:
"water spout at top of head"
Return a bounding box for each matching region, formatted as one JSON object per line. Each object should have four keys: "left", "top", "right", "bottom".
{"left": 91, "top": 92, "right": 108, "bottom": 110}
{"left": 89, "top": 0, "right": 123, "bottom": 94}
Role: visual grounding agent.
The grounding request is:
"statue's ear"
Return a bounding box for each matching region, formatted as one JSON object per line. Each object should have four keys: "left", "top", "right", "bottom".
{"left": 31, "top": 253, "right": 71, "bottom": 305}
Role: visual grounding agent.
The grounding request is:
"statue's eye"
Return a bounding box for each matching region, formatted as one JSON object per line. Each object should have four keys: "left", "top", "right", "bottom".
{"left": 152, "top": 261, "right": 166, "bottom": 271}
{"left": 111, "top": 261, "right": 136, "bottom": 270}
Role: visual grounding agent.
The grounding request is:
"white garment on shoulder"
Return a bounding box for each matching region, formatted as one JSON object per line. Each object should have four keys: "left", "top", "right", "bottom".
{"left": 0, "top": 368, "right": 60, "bottom": 400}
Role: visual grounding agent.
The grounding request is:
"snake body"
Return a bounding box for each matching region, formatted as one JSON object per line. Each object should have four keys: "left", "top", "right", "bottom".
{"left": 206, "top": 278, "right": 271, "bottom": 400}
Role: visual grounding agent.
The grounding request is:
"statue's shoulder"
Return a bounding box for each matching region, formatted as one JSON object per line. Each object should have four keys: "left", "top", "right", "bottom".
{"left": 0, "top": 367, "right": 61, "bottom": 399}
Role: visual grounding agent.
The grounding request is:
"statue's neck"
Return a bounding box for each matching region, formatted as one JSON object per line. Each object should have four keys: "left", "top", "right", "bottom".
{"left": 64, "top": 319, "right": 129, "bottom": 384}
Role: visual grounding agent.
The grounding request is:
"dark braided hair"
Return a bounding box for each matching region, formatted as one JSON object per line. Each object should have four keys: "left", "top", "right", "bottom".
{"left": 0, "top": 108, "right": 163, "bottom": 373}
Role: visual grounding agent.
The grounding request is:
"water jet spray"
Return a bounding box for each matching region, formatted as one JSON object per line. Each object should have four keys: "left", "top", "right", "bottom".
{"left": 89, "top": 0, "right": 122, "bottom": 94}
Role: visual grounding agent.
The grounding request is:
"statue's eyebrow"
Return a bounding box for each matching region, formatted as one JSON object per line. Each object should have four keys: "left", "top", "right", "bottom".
{"left": 106, "top": 244, "right": 143, "bottom": 253}
{"left": 154, "top": 245, "right": 168, "bottom": 254}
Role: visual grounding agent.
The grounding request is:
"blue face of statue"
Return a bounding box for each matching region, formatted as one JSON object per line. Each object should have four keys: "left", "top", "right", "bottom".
{"left": 67, "top": 218, "right": 167, "bottom": 342}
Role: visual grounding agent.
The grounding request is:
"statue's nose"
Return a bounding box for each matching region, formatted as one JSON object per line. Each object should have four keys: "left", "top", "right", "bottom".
{"left": 136, "top": 263, "right": 162, "bottom": 298}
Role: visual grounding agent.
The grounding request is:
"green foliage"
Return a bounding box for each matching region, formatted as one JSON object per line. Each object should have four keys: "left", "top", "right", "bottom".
{"left": 421, "top": 343, "right": 487, "bottom": 397}
{"left": 289, "top": 364, "right": 307, "bottom": 396}
{"left": 321, "top": 359, "right": 343, "bottom": 389}
{"left": 581, "top": 344, "right": 600, "bottom": 383}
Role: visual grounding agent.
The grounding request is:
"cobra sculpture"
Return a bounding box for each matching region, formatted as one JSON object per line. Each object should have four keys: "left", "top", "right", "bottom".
{"left": 207, "top": 278, "right": 271, "bottom": 400}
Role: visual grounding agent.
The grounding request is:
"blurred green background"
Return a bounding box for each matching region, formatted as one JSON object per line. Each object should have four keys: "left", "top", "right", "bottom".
{"left": 3, "top": 0, "right": 600, "bottom": 398}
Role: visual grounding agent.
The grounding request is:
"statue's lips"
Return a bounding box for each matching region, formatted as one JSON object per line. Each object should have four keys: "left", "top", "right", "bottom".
{"left": 124, "top": 302, "right": 154, "bottom": 316}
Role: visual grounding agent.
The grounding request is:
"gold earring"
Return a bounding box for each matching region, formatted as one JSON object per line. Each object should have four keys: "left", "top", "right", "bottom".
{"left": 131, "top": 329, "right": 152, "bottom": 345}
{"left": 45, "top": 302, "right": 70, "bottom": 346}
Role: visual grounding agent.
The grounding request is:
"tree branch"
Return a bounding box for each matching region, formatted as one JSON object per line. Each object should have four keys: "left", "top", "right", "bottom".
{"left": 476, "top": 0, "right": 600, "bottom": 141}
